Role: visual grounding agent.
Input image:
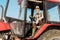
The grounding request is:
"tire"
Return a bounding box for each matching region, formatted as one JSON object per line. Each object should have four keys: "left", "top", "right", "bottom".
{"left": 37, "top": 29, "right": 60, "bottom": 40}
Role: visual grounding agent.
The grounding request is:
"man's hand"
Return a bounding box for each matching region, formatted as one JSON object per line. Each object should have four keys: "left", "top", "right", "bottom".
{"left": 36, "top": 19, "right": 40, "bottom": 24}
{"left": 30, "top": 16, "right": 33, "bottom": 19}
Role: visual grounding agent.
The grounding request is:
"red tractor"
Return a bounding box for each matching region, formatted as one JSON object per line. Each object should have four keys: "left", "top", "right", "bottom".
{"left": 0, "top": 0, "right": 60, "bottom": 40}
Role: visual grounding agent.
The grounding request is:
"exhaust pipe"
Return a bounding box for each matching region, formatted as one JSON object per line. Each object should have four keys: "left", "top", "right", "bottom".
{"left": 4, "top": 0, "right": 9, "bottom": 19}
{"left": 0, "top": 5, "right": 4, "bottom": 21}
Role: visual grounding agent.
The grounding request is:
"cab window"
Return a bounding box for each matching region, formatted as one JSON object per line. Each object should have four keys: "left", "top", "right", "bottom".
{"left": 6, "top": 0, "right": 26, "bottom": 20}
{"left": 46, "top": 2, "right": 60, "bottom": 22}
{"left": 26, "top": 8, "right": 31, "bottom": 21}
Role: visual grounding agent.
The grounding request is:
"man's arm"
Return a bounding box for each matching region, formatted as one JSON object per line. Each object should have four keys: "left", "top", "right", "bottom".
{"left": 35, "top": 13, "right": 44, "bottom": 24}
{"left": 41, "top": 13, "right": 44, "bottom": 19}
{"left": 38, "top": 13, "right": 44, "bottom": 21}
{"left": 30, "top": 15, "right": 36, "bottom": 19}
{"left": 30, "top": 16, "right": 33, "bottom": 19}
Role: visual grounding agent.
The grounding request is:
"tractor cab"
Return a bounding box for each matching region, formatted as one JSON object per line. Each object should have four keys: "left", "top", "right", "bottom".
{"left": 4, "top": 0, "right": 44, "bottom": 38}
{"left": 27, "top": 0, "right": 60, "bottom": 24}
{"left": 4, "top": 0, "right": 60, "bottom": 40}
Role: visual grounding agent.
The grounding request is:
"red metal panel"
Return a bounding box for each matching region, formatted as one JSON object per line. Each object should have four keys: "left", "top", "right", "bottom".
{"left": 26, "top": 24, "right": 51, "bottom": 40}
{"left": 0, "top": 22, "right": 10, "bottom": 31}
{"left": 33, "top": 24, "right": 60, "bottom": 39}
{"left": 48, "top": 0, "right": 59, "bottom": 2}
{"left": 26, "top": 23, "right": 60, "bottom": 40}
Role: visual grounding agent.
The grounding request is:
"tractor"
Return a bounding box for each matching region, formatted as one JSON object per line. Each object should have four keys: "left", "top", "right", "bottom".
{"left": 0, "top": 0, "right": 60, "bottom": 40}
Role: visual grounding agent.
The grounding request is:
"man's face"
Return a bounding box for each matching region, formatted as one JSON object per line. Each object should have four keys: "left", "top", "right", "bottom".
{"left": 36, "top": 8, "right": 40, "bottom": 14}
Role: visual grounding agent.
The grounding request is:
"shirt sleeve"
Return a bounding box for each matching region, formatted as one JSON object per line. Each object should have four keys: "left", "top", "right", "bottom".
{"left": 39, "top": 13, "right": 44, "bottom": 21}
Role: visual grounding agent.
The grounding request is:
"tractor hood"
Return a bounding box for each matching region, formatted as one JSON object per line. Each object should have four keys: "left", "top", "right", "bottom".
{"left": 0, "top": 22, "right": 10, "bottom": 31}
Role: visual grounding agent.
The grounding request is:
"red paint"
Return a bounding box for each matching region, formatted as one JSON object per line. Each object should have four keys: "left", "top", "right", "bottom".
{"left": 47, "top": 0, "right": 59, "bottom": 2}
{"left": 26, "top": 23, "right": 60, "bottom": 40}
{"left": 33, "top": 24, "right": 50, "bottom": 39}
{"left": 0, "top": 22, "right": 10, "bottom": 31}
{"left": 33, "top": 24, "right": 60, "bottom": 39}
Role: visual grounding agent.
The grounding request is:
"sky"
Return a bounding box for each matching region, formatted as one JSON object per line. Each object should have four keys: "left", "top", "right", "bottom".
{"left": 0, "top": 0, "right": 60, "bottom": 22}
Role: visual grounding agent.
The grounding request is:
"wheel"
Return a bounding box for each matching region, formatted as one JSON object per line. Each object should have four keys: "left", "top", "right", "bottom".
{"left": 37, "top": 29, "right": 60, "bottom": 40}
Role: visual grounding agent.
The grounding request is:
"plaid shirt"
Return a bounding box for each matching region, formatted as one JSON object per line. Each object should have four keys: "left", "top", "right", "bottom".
{"left": 33, "top": 13, "right": 42, "bottom": 21}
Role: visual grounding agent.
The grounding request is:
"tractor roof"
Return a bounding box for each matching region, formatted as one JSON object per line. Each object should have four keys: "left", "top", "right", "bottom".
{"left": 27, "top": 0, "right": 59, "bottom": 10}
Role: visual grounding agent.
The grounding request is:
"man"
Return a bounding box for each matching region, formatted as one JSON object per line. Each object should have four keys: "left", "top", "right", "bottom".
{"left": 30, "top": 6, "right": 44, "bottom": 36}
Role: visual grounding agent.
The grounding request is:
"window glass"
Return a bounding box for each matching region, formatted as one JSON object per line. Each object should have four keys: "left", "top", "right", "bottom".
{"left": 26, "top": 8, "right": 31, "bottom": 21}
{"left": 6, "top": 0, "right": 26, "bottom": 20}
{"left": 46, "top": 2, "right": 60, "bottom": 22}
